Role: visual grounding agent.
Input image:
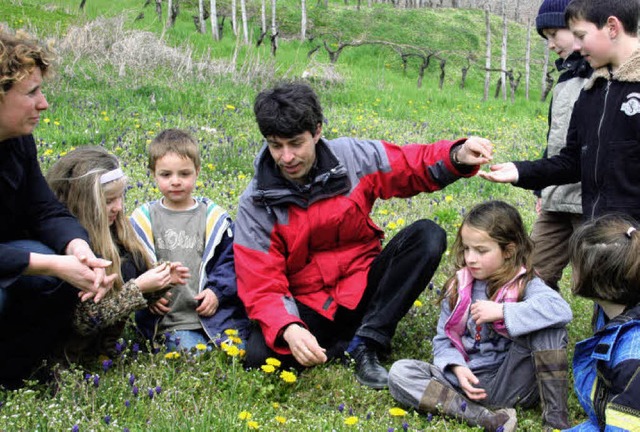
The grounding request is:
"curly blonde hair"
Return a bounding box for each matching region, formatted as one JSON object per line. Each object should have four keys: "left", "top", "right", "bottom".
{"left": 0, "top": 28, "right": 53, "bottom": 101}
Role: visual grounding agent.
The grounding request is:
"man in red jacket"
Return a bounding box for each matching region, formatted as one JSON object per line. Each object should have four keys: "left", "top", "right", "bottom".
{"left": 234, "top": 82, "right": 493, "bottom": 389}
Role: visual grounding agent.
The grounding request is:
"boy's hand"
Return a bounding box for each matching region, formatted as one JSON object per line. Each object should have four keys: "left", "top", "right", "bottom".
{"left": 455, "top": 137, "right": 494, "bottom": 166}
{"left": 282, "top": 323, "right": 327, "bottom": 367}
{"left": 470, "top": 300, "right": 504, "bottom": 324}
{"left": 149, "top": 292, "right": 172, "bottom": 315}
{"left": 478, "top": 162, "right": 519, "bottom": 183}
{"left": 168, "top": 262, "right": 190, "bottom": 285}
{"left": 195, "top": 289, "right": 219, "bottom": 317}
{"left": 452, "top": 365, "right": 487, "bottom": 401}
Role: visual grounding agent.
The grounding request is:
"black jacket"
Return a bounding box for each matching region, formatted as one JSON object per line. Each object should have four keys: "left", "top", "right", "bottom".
{"left": 515, "top": 49, "right": 640, "bottom": 221}
{"left": 0, "top": 135, "right": 89, "bottom": 287}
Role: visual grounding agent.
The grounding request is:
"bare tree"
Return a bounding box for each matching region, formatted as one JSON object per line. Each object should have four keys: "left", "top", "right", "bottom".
{"left": 79, "top": 0, "right": 87, "bottom": 10}
{"left": 155, "top": 0, "right": 162, "bottom": 21}
{"left": 483, "top": 4, "right": 492, "bottom": 101}
{"left": 231, "top": 0, "right": 238, "bottom": 36}
{"left": 167, "top": 0, "right": 174, "bottom": 27}
{"left": 499, "top": 0, "right": 508, "bottom": 100}
{"left": 198, "top": 0, "right": 206, "bottom": 33}
{"left": 541, "top": 43, "right": 551, "bottom": 101}
{"left": 524, "top": 17, "right": 532, "bottom": 100}
{"left": 240, "top": 0, "right": 249, "bottom": 43}
{"left": 271, "top": 0, "right": 278, "bottom": 54}
{"left": 210, "top": 0, "right": 220, "bottom": 40}
{"left": 301, "top": 0, "right": 308, "bottom": 41}
{"left": 261, "top": 0, "right": 267, "bottom": 34}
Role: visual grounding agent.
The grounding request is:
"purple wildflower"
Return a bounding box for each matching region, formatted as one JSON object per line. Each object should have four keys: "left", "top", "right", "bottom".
{"left": 402, "top": 422, "right": 409, "bottom": 431}
{"left": 388, "top": 428, "right": 395, "bottom": 432}
{"left": 125, "top": 400, "right": 130, "bottom": 408}
{"left": 366, "top": 412, "right": 372, "bottom": 420}
{"left": 349, "top": 408, "right": 353, "bottom": 415}
{"left": 84, "top": 373, "right": 91, "bottom": 381}
{"left": 132, "top": 385, "right": 139, "bottom": 397}
{"left": 426, "top": 413, "right": 433, "bottom": 422}
{"left": 124, "top": 428, "right": 130, "bottom": 432}
{"left": 102, "top": 359, "right": 113, "bottom": 372}
{"left": 155, "top": 386, "right": 162, "bottom": 395}
{"left": 496, "top": 427, "right": 504, "bottom": 432}
{"left": 132, "top": 343, "right": 140, "bottom": 354}
{"left": 148, "top": 388, "right": 154, "bottom": 399}
{"left": 128, "top": 373, "right": 135, "bottom": 386}
{"left": 104, "top": 415, "right": 111, "bottom": 425}
{"left": 460, "top": 401, "right": 467, "bottom": 412}
{"left": 93, "top": 375, "right": 100, "bottom": 387}
{"left": 72, "top": 425, "right": 79, "bottom": 432}
{"left": 338, "top": 403, "right": 345, "bottom": 413}
{"left": 115, "top": 341, "right": 124, "bottom": 353}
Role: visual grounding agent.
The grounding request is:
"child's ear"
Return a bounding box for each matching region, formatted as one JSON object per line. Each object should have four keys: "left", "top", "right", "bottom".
{"left": 606, "top": 16, "right": 621, "bottom": 39}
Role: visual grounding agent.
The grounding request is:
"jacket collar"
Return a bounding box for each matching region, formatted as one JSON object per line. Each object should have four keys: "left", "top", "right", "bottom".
{"left": 252, "top": 138, "right": 350, "bottom": 209}
{"left": 584, "top": 48, "right": 640, "bottom": 90}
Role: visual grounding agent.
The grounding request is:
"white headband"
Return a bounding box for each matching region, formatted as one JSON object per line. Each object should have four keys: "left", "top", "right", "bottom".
{"left": 100, "top": 168, "right": 124, "bottom": 184}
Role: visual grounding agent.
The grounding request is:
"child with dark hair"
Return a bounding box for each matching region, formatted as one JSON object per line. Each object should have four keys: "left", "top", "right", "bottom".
{"left": 388, "top": 201, "right": 572, "bottom": 431}
{"left": 566, "top": 214, "right": 640, "bottom": 431}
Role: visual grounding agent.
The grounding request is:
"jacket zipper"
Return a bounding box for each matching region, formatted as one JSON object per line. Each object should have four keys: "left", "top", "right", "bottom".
{"left": 592, "top": 79, "right": 611, "bottom": 219}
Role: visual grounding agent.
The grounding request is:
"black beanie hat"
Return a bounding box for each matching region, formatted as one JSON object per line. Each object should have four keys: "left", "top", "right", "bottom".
{"left": 536, "top": 0, "right": 572, "bottom": 38}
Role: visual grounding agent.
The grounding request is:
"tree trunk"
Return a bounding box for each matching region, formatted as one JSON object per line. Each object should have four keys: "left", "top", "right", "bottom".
{"left": 167, "top": 0, "right": 174, "bottom": 27}
{"left": 438, "top": 58, "right": 446, "bottom": 89}
{"left": 271, "top": 0, "right": 278, "bottom": 55}
{"left": 541, "top": 44, "right": 551, "bottom": 101}
{"left": 231, "top": 0, "right": 238, "bottom": 36}
{"left": 155, "top": 0, "right": 162, "bottom": 20}
{"left": 301, "top": 0, "right": 307, "bottom": 40}
{"left": 500, "top": 0, "right": 508, "bottom": 100}
{"left": 79, "top": 0, "right": 87, "bottom": 10}
{"left": 240, "top": 0, "right": 249, "bottom": 43}
{"left": 524, "top": 17, "right": 532, "bottom": 100}
{"left": 483, "top": 5, "right": 491, "bottom": 101}
{"left": 261, "top": 0, "right": 267, "bottom": 34}
{"left": 210, "top": 0, "right": 220, "bottom": 40}
{"left": 198, "top": 0, "right": 206, "bottom": 33}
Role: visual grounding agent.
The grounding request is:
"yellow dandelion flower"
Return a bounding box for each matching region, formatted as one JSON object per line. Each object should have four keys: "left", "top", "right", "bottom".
{"left": 239, "top": 349, "right": 246, "bottom": 357}
{"left": 444, "top": 195, "right": 453, "bottom": 203}
{"left": 272, "top": 402, "right": 280, "bottom": 409}
{"left": 378, "top": 209, "right": 389, "bottom": 215}
{"left": 207, "top": 163, "right": 215, "bottom": 170}
{"left": 43, "top": 149, "right": 53, "bottom": 156}
{"left": 389, "top": 407, "right": 407, "bottom": 417}
{"left": 397, "top": 218, "right": 405, "bottom": 226}
{"left": 60, "top": 151, "right": 67, "bottom": 157}
{"left": 388, "top": 222, "right": 397, "bottom": 230}
{"left": 238, "top": 411, "right": 252, "bottom": 420}
{"left": 247, "top": 421, "right": 259, "bottom": 429}
{"left": 226, "top": 104, "right": 236, "bottom": 110}
{"left": 261, "top": 364, "right": 276, "bottom": 374}
{"left": 225, "top": 345, "right": 240, "bottom": 357}
{"left": 413, "top": 299, "right": 423, "bottom": 308}
{"left": 344, "top": 416, "right": 358, "bottom": 425}
{"left": 164, "top": 351, "right": 181, "bottom": 360}
{"left": 224, "top": 329, "right": 239, "bottom": 336}
{"left": 280, "top": 370, "right": 297, "bottom": 383}
{"left": 53, "top": 121, "right": 60, "bottom": 126}
{"left": 103, "top": 116, "right": 110, "bottom": 122}
{"left": 195, "top": 343, "right": 207, "bottom": 351}
{"left": 43, "top": 118, "right": 50, "bottom": 124}
{"left": 331, "top": 128, "right": 338, "bottom": 133}
{"left": 196, "top": 181, "right": 204, "bottom": 188}
{"left": 275, "top": 416, "right": 286, "bottom": 424}
{"left": 265, "top": 358, "right": 281, "bottom": 367}
{"left": 101, "top": 111, "right": 107, "bottom": 116}
{"left": 230, "top": 336, "right": 243, "bottom": 344}
{"left": 238, "top": 174, "right": 246, "bottom": 180}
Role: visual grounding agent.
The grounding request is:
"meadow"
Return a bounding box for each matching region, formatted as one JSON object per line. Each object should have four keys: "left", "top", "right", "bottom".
{"left": 0, "top": 0, "right": 594, "bottom": 430}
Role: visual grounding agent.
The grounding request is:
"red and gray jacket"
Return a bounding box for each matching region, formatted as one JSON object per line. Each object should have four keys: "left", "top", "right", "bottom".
{"left": 233, "top": 136, "right": 476, "bottom": 354}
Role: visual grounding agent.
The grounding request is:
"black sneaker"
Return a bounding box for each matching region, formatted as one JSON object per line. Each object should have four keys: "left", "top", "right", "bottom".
{"left": 350, "top": 344, "right": 388, "bottom": 389}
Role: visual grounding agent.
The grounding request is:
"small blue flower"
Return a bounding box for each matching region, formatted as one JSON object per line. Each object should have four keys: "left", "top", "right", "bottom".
{"left": 102, "top": 359, "right": 113, "bottom": 372}
{"left": 132, "top": 343, "right": 140, "bottom": 354}
{"left": 402, "top": 422, "right": 409, "bottom": 431}
{"left": 72, "top": 425, "right": 79, "bottom": 432}
{"left": 123, "top": 428, "right": 130, "bottom": 432}
{"left": 349, "top": 407, "right": 353, "bottom": 415}
{"left": 84, "top": 373, "right": 91, "bottom": 381}
{"left": 128, "top": 373, "right": 135, "bottom": 386}
{"left": 125, "top": 400, "right": 130, "bottom": 408}
{"left": 460, "top": 401, "right": 467, "bottom": 412}
{"left": 93, "top": 375, "right": 100, "bottom": 387}
{"left": 115, "top": 341, "right": 125, "bottom": 353}
{"left": 155, "top": 386, "right": 162, "bottom": 395}
{"left": 366, "top": 412, "right": 372, "bottom": 420}
{"left": 148, "top": 388, "right": 154, "bottom": 399}
{"left": 104, "top": 415, "right": 111, "bottom": 425}
{"left": 426, "top": 413, "right": 433, "bottom": 422}
{"left": 132, "top": 385, "right": 139, "bottom": 397}
{"left": 338, "top": 403, "right": 345, "bottom": 413}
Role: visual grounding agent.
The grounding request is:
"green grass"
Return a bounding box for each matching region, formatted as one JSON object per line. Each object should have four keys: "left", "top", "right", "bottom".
{"left": 0, "top": 1, "right": 593, "bottom": 430}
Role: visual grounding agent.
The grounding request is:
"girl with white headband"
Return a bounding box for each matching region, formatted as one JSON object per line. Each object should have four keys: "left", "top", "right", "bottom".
{"left": 47, "top": 146, "right": 189, "bottom": 361}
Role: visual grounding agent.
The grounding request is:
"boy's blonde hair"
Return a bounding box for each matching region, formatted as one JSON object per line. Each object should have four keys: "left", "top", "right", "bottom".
{"left": 148, "top": 128, "right": 200, "bottom": 171}
{"left": 0, "top": 28, "right": 53, "bottom": 102}
{"left": 47, "top": 146, "right": 152, "bottom": 289}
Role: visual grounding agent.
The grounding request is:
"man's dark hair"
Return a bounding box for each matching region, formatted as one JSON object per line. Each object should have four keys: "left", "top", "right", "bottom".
{"left": 253, "top": 82, "right": 323, "bottom": 138}
{"left": 565, "top": 0, "right": 640, "bottom": 36}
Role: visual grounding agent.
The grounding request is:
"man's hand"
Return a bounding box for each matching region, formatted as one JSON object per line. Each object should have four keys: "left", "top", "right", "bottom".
{"left": 65, "top": 238, "right": 115, "bottom": 302}
{"left": 470, "top": 300, "right": 504, "bottom": 325}
{"left": 195, "top": 289, "right": 219, "bottom": 317}
{"left": 455, "top": 137, "right": 494, "bottom": 166}
{"left": 452, "top": 365, "right": 487, "bottom": 401}
{"left": 477, "top": 162, "right": 519, "bottom": 183}
{"left": 282, "top": 324, "right": 327, "bottom": 367}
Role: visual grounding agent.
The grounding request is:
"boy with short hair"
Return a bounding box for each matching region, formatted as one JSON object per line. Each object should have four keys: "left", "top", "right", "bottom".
{"left": 480, "top": 0, "right": 640, "bottom": 222}
{"left": 131, "top": 128, "right": 249, "bottom": 351}
{"left": 530, "top": 0, "right": 591, "bottom": 291}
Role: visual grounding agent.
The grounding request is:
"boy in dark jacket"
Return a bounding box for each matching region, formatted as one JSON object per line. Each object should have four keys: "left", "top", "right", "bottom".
{"left": 480, "top": 0, "right": 640, "bottom": 222}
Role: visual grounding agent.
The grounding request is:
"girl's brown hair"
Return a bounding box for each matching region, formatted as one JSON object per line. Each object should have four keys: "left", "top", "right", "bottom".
{"left": 46, "top": 146, "right": 152, "bottom": 289}
{"left": 442, "top": 200, "right": 535, "bottom": 309}
{"left": 569, "top": 214, "right": 640, "bottom": 306}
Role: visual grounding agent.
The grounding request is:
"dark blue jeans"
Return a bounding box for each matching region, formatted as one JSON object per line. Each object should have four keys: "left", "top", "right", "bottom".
{"left": 0, "top": 240, "right": 77, "bottom": 389}
{"left": 243, "top": 219, "right": 447, "bottom": 368}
